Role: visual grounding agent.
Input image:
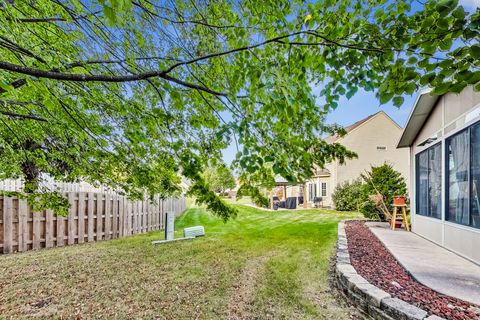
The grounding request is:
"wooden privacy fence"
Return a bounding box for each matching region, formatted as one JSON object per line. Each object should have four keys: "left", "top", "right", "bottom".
{"left": 0, "top": 193, "right": 186, "bottom": 254}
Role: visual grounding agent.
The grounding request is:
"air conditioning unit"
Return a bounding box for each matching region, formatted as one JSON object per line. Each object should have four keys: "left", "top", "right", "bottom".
{"left": 183, "top": 226, "right": 205, "bottom": 238}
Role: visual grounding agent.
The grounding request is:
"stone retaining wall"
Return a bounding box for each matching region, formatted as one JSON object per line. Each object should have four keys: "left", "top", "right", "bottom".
{"left": 334, "top": 220, "right": 444, "bottom": 320}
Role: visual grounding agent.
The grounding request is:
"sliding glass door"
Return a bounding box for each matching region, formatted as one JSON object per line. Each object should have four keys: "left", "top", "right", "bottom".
{"left": 471, "top": 124, "right": 480, "bottom": 228}
{"left": 446, "top": 130, "right": 469, "bottom": 225}
{"left": 445, "top": 122, "right": 480, "bottom": 229}
{"left": 415, "top": 143, "right": 441, "bottom": 218}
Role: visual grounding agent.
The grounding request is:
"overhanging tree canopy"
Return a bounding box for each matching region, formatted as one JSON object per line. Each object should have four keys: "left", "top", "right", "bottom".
{"left": 0, "top": 0, "right": 478, "bottom": 219}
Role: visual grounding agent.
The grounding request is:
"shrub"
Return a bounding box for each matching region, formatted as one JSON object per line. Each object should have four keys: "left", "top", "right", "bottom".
{"left": 360, "top": 163, "right": 408, "bottom": 221}
{"left": 359, "top": 197, "right": 381, "bottom": 220}
{"left": 332, "top": 179, "right": 363, "bottom": 211}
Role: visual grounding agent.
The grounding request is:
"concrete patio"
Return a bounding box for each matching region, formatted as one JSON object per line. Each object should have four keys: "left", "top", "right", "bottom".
{"left": 367, "top": 222, "right": 480, "bottom": 306}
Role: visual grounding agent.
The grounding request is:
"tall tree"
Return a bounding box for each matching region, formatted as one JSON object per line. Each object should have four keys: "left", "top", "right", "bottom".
{"left": 203, "top": 163, "right": 236, "bottom": 194}
{"left": 0, "top": 0, "right": 478, "bottom": 219}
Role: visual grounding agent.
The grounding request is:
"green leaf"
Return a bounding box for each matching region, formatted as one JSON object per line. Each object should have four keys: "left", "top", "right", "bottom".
{"left": 170, "top": 91, "right": 181, "bottom": 101}
{"left": 103, "top": 6, "right": 116, "bottom": 25}
{"left": 437, "top": 18, "right": 449, "bottom": 30}
{"left": 452, "top": 6, "right": 466, "bottom": 20}
{"left": 432, "top": 83, "right": 451, "bottom": 95}
{"left": 439, "top": 38, "right": 453, "bottom": 51}
{"left": 379, "top": 92, "right": 394, "bottom": 104}
{"left": 392, "top": 96, "right": 404, "bottom": 107}
{"left": 436, "top": 0, "right": 457, "bottom": 17}
{"left": 474, "top": 82, "right": 480, "bottom": 92}
{"left": 420, "top": 73, "right": 436, "bottom": 86}
{"left": 0, "top": 82, "right": 13, "bottom": 93}
{"left": 470, "top": 44, "right": 480, "bottom": 59}
{"left": 346, "top": 87, "right": 358, "bottom": 99}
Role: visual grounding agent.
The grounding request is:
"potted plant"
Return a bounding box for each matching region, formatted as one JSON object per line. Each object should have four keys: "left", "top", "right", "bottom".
{"left": 392, "top": 195, "right": 407, "bottom": 229}
{"left": 393, "top": 195, "right": 406, "bottom": 206}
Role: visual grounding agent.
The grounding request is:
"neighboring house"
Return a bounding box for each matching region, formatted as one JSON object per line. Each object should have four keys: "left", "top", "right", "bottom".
{"left": 397, "top": 86, "right": 480, "bottom": 265}
{"left": 287, "top": 111, "right": 410, "bottom": 207}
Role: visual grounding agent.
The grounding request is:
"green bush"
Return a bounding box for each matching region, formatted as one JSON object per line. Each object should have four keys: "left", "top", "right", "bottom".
{"left": 332, "top": 163, "right": 408, "bottom": 220}
{"left": 359, "top": 198, "right": 381, "bottom": 220}
{"left": 332, "top": 179, "right": 363, "bottom": 211}
{"left": 360, "top": 163, "right": 408, "bottom": 221}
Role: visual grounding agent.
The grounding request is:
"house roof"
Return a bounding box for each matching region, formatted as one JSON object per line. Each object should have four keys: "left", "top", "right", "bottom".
{"left": 313, "top": 168, "right": 331, "bottom": 177}
{"left": 274, "top": 176, "right": 298, "bottom": 186}
{"left": 396, "top": 88, "right": 441, "bottom": 148}
{"left": 325, "top": 111, "right": 399, "bottom": 144}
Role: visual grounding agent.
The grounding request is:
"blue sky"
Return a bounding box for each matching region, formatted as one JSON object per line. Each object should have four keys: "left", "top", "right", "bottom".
{"left": 222, "top": 90, "right": 418, "bottom": 165}
{"left": 325, "top": 90, "right": 415, "bottom": 129}
{"left": 222, "top": 0, "right": 480, "bottom": 165}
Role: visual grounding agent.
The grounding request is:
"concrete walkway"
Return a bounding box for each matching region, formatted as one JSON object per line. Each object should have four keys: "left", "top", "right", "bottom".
{"left": 367, "top": 222, "right": 480, "bottom": 306}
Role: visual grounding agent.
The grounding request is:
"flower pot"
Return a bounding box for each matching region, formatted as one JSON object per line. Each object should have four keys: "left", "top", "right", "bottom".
{"left": 393, "top": 196, "right": 406, "bottom": 206}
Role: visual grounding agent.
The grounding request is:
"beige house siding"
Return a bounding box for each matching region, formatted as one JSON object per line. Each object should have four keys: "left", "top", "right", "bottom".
{"left": 407, "top": 87, "right": 480, "bottom": 265}
{"left": 336, "top": 112, "right": 410, "bottom": 190}
{"left": 413, "top": 86, "right": 480, "bottom": 151}
{"left": 306, "top": 112, "right": 410, "bottom": 208}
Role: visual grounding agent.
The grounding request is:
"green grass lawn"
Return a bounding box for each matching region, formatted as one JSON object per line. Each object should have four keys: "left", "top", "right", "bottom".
{"left": 0, "top": 205, "right": 361, "bottom": 319}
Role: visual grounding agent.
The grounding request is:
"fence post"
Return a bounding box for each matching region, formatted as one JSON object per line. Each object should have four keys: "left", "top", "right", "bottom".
{"left": 96, "top": 193, "right": 103, "bottom": 241}
{"left": 67, "top": 192, "right": 76, "bottom": 245}
{"left": 105, "top": 193, "right": 111, "bottom": 240}
{"left": 57, "top": 197, "right": 65, "bottom": 247}
{"left": 119, "top": 196, "right": 125, "bottom": 237}
{"left": 32, "top": 206, "right": 42, "bottom": 250}
{"left": 18, "top": 199, "right": 28, "bottom": 252}
{"left": 145, "top": 198, "right": 153, "bottom": 231}
{"left": 3, "top": 196, "right": 13, "bottom": 254}
{"left": 137, "top": 200, "right": 141, "bottom": 234}
{"left": 78, "top": 192, "right": 85, "bottom": 244}
{"left": 160, "top": 198, "right": 164, "bottom": 229}
{"left": 140, "top": 200, "right": 144, "bottom": 233}
{"left": 87, "top": 192, "right": 95, "bottom": 242}
{"left": 127, "top": 200, "right": 132, "bottom": 235}
{"left": 45, "top": 209, "right": 54, "bottom": 248}
{"left": 112, "top": 194, "right": 118, "bottom": 239}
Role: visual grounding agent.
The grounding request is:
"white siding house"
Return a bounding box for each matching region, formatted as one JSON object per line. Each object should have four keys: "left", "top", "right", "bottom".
{"left": 397, "top": 86, "right": 480, "bottom": 265}
{"left": 295, "top": 111, "right": 410, "bottom": 207}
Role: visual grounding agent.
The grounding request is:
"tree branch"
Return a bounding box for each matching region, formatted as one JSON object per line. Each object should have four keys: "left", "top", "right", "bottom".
{"left": 13, "top": 11, "right": 101, "bottom": 23}
{"left": 0, "top": 60, "right": 228, "bottom": 96}
{"left": 61, "top": 56, "right": 182, "bottom": 70}
{"left": 0, "top": 110, "right": 47, "bottom": 121}
{"left": 0, "top": 30, "right": 385, "bottom": 97}
{"left": 0, "top": 35, "right": 47, "bottom": 64}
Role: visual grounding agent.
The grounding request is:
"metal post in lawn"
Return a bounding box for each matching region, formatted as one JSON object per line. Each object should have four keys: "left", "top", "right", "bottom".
{"left": 165, "top": 210, "right": 174, "bottom": 241}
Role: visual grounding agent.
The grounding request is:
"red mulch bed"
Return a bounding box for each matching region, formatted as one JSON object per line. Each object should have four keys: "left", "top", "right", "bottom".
{"left": 345, "top": 221, "right": 480, "bottom": 320}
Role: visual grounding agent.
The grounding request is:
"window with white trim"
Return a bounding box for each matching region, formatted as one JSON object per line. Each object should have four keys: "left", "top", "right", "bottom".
{"left": 308, "top": 183, "right": 317, "bottom": 201}
{"left": 415, "top": 143, "right": 441, "bottom": 219}
{"left": 446, "top": 122, "right": 480, "bottom": 228}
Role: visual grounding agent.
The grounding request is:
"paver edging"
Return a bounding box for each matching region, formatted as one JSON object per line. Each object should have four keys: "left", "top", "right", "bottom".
{"left": 333, "top": 220, "right": 445, "bottom": 320}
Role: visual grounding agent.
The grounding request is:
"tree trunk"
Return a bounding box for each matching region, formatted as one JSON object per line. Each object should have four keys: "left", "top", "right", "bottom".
{"left": 21, "top": 140, "right": 40, "bottom": 193}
